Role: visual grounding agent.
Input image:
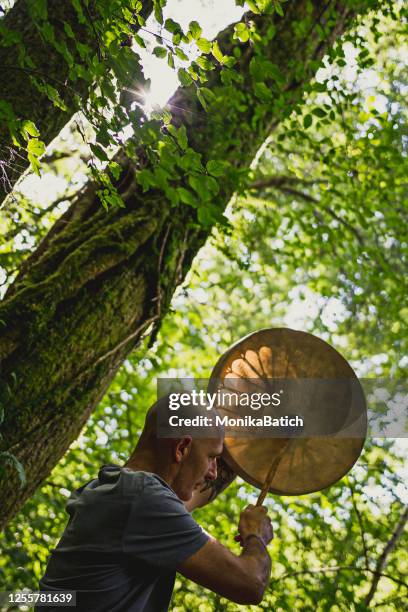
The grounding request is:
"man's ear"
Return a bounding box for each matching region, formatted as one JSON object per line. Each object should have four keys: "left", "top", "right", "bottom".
{"left": 174, "top": 436, "right": 193, "bottom": 463}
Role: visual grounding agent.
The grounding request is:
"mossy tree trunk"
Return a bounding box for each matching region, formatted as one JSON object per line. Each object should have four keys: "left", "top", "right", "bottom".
{"left": 0, "top": 0, "right": 153, "bottom": 205}
{"left": 0, "top": 1, "right": 368, "bottom": 530}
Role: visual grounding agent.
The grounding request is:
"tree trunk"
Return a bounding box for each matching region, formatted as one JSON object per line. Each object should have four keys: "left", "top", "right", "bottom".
{"left": 0, "top": 0, "right": 153, "bottom": 205}
{"left": 0, "top": 1, "right": 368, "bottom": 530}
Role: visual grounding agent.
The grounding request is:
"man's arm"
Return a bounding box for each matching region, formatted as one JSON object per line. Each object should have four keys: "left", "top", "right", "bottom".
{"left": 177, "top": 505, "right": 273, "bottom": 605}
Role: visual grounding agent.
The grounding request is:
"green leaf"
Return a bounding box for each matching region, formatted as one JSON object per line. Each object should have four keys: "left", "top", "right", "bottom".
{"left": 177, "top": 68, "right": 193, "bottom": 87}
{"left": 303, "top": 114, "right": 313, "bottom": 129}
{"left": 97, "top": 185, "right": 124, "bottom": 210}
{"left": 196, "top": 38, "right": 212, "bottom": 54}
{"left": 172, "top": 32, "right": 181, "bottom": 45}
{"left": 223, "top": 56, "right": 236, "bottom": 68}
{"left": 153, "top": 46, "right": 167, "bottom": 58}
{"left": 196, "top": 87, "right": 216, "bottom": 111}
{"left": 314, "top": 81, "right": 327, "bottom": 93}
{"left": 161, "top": 108, "right": 172, "bottom": 125}
{"left": 176, "top": 125, "right": 188, "bottom": 150}
{"left": 137, "top": 169, "right": 154, "bottom": 192}
{"left": 175, "top": 47, "right": 189, "bottom": 62}
{"left": 21, "top": 120, "right": 40, "bottom": 139}
{"left": 71, "top": 0, "right": 86, "bottom": 23}
{"left": 134, "top": 34, "right": 146, "bottom": 49}
{"left": 63, "top": 22, "right": 75, "bottom": 39}
{"left": 164, "top": 18, "right": 180, "bottom": 34}
{"left": 249, "top": 57, "right": 263, "bottom": 81}
{"left": 35, "top": 82, "right": 69, "bottom": 111}
{"left": 212, "top": 41, "right": 224, "bottom": 64}
{"left": 254, "top": 82, "right": 272, "bottom": 101}
{"left": 167, "top": 51, "right": 175, "bottom": 69}
{"left": 152, "top": 166, "right": 170, "bottom": 191}
{"left": 312, "top": 108, "right": 327, "bottom": 118}
{"left": 266, "top": 61, "right": 284, "bottom": 84}
{"left": 250, "top": 57, "right": 283, "bottom": 84}
{"left": 76, "top": 41, "right": 92, "bottom": 61}
{"left": 205, "top": 175, "right": 219, "bottom": 195}
{"left": 154, "top": 2, "right": 163, "bottom": 24}
{"left": 187, "top": 65, "right": 199, "bottom": 81}
{"left": 234, "top": 22, "right": 249, "bottom": 43}
{"left": 188, "top": 173, "right": 213, "bottom": 202}
{"left": 197, "top": 205, "right": 215, "bottom": 226}
{"left": 206, "top": 160, "right": 225, "bottom": 177}
{"left": 27, "top": 138, "right": 45, "bottom": 156}
{"left": 108, "top": 161, "right": 122, "bottom": 180}
{"left": 27, "top": 0, "right": 47, "bottom": 21}
{"left": 41, "top": 21, "right": 55, "bottom": 44}
{"left": 90, "top": 143, "right": 109, "bottom": 162}
{"left": 197, "top": 89, "right": 208, "bottom": 110}
{"left": 274, "top": 1, "right": 284, "bottom": 16}
{"left": 246, "top": 0, "right": 260, "bottom": 13}
{"left": 189, "top": 21, "right": 202, "bottom": 40}
{"left": 176, "top": 148, "right": 203, "bottom": 173}
{"left": 136, "top": 14, "right": 145, "bottom": 27}
{"left": 195, "top": 56, "right": 213, "bottom": 71}
{"left": 96, "top": 125, "right": 110, "bottom": 147}
{"left": 177, "top": 187, "right": 197, "bottom": 207}
{"left": 27, "top": 153, "right": 41, "bottom": 175}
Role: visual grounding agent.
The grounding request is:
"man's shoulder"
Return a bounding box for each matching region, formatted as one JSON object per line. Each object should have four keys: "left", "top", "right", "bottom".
{"left": 122, "top": 472, "right": 208, "bottom": 569}
{"left": 97, "top": 466, "right": 179, "bottom": 504}
{"left": 123, "top": 470, "right": 182, "bottom": 506}
{"left": 68, "top": 466, "right": 173, "bottom": 505}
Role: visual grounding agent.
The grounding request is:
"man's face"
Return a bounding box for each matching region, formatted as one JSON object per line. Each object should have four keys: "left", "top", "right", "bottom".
{"left": 173, "top": 437, "right": 224, "bottom": 502}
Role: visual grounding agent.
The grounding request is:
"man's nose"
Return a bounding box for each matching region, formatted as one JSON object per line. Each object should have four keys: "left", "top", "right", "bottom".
{"left": 207, "top": 459, "right": 217, "bottom": 481}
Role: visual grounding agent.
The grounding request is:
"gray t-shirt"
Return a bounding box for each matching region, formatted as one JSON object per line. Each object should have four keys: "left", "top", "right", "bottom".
{"left": 36, "top": 465, "right": 209, "bottom": 612}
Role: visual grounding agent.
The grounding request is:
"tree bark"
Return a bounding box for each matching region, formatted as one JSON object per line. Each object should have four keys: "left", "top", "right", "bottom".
{"left": 0, "top": 1, "right": 368, "bottom": 530}
{"left": 0, "top": 0, "right": 153, "bottom": 205}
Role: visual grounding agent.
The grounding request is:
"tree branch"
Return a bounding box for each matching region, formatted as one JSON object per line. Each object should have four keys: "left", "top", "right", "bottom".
{"left": 250, "top": 174, "right": 364, "bottom": 245}
{"left": 348, "top": 480, "right": 370, "bottom": 570}
{"left": 250, "top": 175, "right": 327, "bottom": 191}
{"left": 364, "top": 504, "right": 408, "bottom": 606}
{"left": 0, "top": 193, "right": 77, "bottom": 246}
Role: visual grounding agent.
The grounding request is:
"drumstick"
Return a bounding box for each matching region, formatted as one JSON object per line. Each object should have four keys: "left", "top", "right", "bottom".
{"left": 256, "top": 439, "right": 291, "bottom": 506}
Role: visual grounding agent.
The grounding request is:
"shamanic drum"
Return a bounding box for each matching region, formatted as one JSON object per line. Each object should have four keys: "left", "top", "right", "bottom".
{"left": 208, "top": 328, "right": 367, "bottom": 497}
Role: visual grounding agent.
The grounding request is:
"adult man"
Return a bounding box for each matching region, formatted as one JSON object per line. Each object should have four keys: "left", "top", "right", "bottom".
{"left": 37, "top": 396, "right": 273, "bottom": 610}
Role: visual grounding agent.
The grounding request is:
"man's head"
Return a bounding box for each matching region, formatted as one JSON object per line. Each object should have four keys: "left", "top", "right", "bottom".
{"left": 126, "top": 395, "right": 224, "bottom": 502}
{"left": 170, "top": 435, "right": 223, "bottom": 501}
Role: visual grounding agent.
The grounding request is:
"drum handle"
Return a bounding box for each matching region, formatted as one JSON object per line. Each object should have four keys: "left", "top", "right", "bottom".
{"left": 256, "top": 439, "right": 291, "bottom": 506}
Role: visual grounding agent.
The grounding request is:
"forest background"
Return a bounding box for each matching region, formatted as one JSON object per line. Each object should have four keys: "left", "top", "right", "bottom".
{"left": 0, "top": 0, "right": 407, "bottom": 609}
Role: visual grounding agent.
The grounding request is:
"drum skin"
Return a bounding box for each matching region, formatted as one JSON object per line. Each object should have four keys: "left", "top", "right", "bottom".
{"left": 208, "top": 328, "right": 367, "bottom": 495}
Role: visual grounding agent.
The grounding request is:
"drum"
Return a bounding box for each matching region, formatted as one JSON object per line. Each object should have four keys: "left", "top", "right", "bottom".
{"left": 208, "top": 328, "right": 367, "bottom": 497}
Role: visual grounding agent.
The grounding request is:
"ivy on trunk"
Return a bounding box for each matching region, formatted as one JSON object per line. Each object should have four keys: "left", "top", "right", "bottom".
{"left": 0, "top": 0, "right": 153, "bottom": 204}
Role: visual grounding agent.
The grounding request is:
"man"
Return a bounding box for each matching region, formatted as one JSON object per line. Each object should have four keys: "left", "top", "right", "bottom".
{"left": 37, "top": 396, "right": 273, "bottom": 610}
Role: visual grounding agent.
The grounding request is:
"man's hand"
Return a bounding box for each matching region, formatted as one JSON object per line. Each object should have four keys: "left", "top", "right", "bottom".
{"left": 177, "top": 503, "right": 273, "bottom": 605}
{"left": 236, "top": 504, "right": 273, "bottom": 547}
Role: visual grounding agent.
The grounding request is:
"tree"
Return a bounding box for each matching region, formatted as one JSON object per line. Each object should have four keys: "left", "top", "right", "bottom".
{"left": 0, "top": 0, "right": 153, "bottom": 204}
{"left": 0, "top": 0, "right": 385, "bottom": 530}
{"left": 0, "top": 7, "right": 406, "bottom": 603}
{"left": 1, "top": 169, "right": 406, "bottom": 606}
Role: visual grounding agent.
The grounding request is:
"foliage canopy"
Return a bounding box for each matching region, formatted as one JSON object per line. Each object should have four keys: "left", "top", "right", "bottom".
{"left": 0, "top": 0, "right": 407, "bottom": 610}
